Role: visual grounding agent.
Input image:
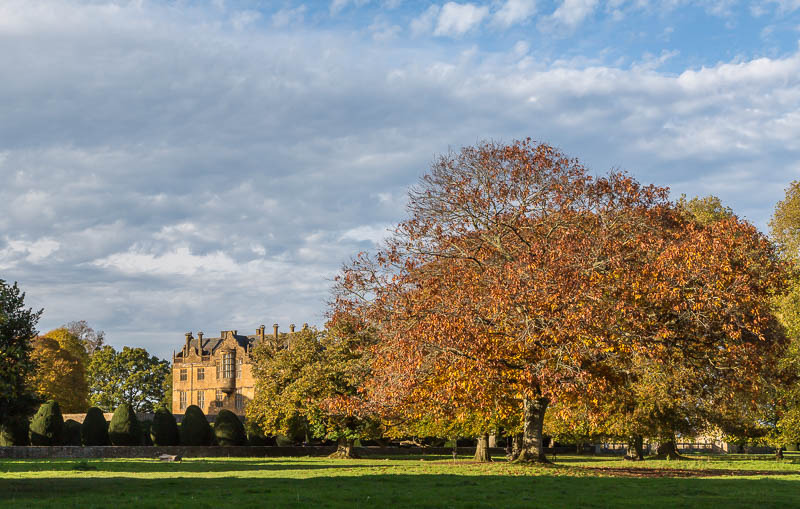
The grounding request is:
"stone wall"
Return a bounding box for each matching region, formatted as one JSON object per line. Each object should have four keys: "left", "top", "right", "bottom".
{"left": 0, "top": 446, "right": 504, "bottom": 459}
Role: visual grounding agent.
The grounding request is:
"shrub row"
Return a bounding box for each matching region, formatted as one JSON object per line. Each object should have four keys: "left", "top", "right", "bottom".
{"left": 1, "top": 402, "right": 261, "bottom": 447}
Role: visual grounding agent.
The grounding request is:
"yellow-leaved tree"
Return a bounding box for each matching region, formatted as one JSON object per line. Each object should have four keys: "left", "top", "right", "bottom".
{"left": 28, "top": 328, "right": 89, "bottom": 413}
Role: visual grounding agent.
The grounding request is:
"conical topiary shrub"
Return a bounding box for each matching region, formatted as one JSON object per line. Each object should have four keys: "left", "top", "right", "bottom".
{"left": 108, "top": 403, "right": 141, "bottom": 446}
{"left": 0, "top": 414, "right": 30, "bottom": 446}
{"left": 150, "top": 408, "right": 179, "bottom": 446}
{"left": 29, "top": 400, "right": 64, "bottom": 446}
{"left": 214, "top": 409, "right": 246, "bottom": 446}
{"left": 81, "top": 407, "right": 109, "bottom": 446}
{"left": 180, "top": 405, "right": 213, "bottom": 446}
{"left": 63, "top": 419, "right": 82, "bottom": 446}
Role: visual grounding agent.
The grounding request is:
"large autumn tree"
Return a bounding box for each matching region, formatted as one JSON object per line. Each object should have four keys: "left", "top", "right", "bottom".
{"left": 0, "top": 279, "right": 41, "bottom": 427}
{"left": 335, "top": 140, "right": 791, "bottom": 463}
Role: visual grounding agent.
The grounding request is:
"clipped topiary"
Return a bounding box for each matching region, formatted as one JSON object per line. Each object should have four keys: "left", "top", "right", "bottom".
{"left": 29, "top": 400, "right": 64, "bottom": 446}
{"left": 214, "top": 410, "right": 246, "bottom": 446}
{"left": 179, "top": 405, "right": 213, "bottom": 446}
{"left": 108, "top": 403, "right": 141, "bottom": 446}
{"left": 150, "top": 408, "right": 179, "bottom": 446}
{"left": 81, "top": 407, "right": 109, "bottom": 446}
{"left": 63, "top": 419, "right": 82, "bottom": 446}
{"left": 0, "top": 415, "right": 30, "bottom": 446}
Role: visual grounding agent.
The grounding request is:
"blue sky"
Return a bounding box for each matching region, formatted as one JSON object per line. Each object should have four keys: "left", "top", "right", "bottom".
{"left": 1, "top": 0, "right": 798, "bottom": 359}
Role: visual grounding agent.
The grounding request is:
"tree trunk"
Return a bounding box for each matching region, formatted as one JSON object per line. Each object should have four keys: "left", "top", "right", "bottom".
{"left": 474, "top": 433, "right": 492, "bottom": 462}
{"left": 625, "top": 435, "right": 644, "bottom": 461}
{"left": 512, "top": 433, "right": 522, "bottom": 458}
{"left": 328, "top": 437, "right": 359, "bottom": 459}
{"left": 488, "top": 433, "right": 497, "bottom": 448}
{"left": 514, "top": 396, "right": 550, "bottom": 463}
{"left": 776, "top": 447, "right": 784, "bottom": 460}
{"left": 653, "top": 434, "right": 683, "bottom": 460}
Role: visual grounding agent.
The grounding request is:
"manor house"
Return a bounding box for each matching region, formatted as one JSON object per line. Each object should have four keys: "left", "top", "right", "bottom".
{"left": 172, "top": 323, "right": 306, "bottom": 416}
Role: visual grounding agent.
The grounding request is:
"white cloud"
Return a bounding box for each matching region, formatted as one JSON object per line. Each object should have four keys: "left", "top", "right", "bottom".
{"left": 339, "top": 224, "right": 392, "bottom": 244}
{"left": 369, "top": 18, "right": 402, "bottom": 41}
{"left": 0, "top": 237, "right": 60, "bottom": 268}
{"left": 492, "top": 0, "right": 537, "bottom": 28}
{"left": 330, "top": 0, "right": 370, "bottom": 15}
{"left": 93, "top": 247, "right": 240, "bottom": 277}
{"left": 231, "top": 10, "right": 261, "bottom": 31}
{"left": 272, "top": 5, "right": 306, "bottom": 28}
{"left": 761, "top": 0, "right": 800, "bottom": 12}
{"left": 434, "top": 2, "right": 489, "bottom": 37}
{"left": 549, "top": 0, "right": 599, "bottom": 28}
{"left": 410, "top": 4, "right": 440, "bottom": 36}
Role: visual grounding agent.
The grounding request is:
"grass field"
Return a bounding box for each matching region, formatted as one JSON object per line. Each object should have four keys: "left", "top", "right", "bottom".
{"left": 3, "top": 454, "right": 800, "bottom": 508}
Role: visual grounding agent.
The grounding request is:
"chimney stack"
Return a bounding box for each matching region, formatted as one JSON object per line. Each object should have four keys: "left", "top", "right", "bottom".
{"left": 184, "top": 332, "right": 192, "bottom": 355}
{"left": 273, "top": 323, "right": 279, "bottom": 339}
{"left": 302, "top": 323, "right": 309, "bottom": 331}
{"left": 290, "top": 323, "right": 296, "bottom": 333}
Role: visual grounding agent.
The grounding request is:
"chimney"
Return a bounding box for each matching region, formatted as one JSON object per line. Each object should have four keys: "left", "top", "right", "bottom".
{"left": 302, "top": 323, "right": 309, "bottom": 331}
{"left": 197, "top": 332, "right": 204, "bottom": 353}
{"left": 273, "top": 323, "right": 279, "bottom": 339}
{"left": 290, "top": 323, "right": 296, "bottom": 333}
{"left": 260, "top": 324, "right": 266, "bottom": 336}
{"left": 184, "top": 332, "right": 192, "bottom": 355}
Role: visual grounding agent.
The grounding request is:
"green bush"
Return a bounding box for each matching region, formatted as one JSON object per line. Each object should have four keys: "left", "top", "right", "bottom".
{"left": 0, "top": 414, "right": 30, "bottom": 446}
{"left": 180, "top": 405, "right": 213, "bottom": 446}
{"left": 29, "top": 400, "right": 64, "bottom": 446}
{"left": 63, "top": 419, "right": 82, "bottom": 446}
{"left": 81, "top": 407, "right": 109, "bottom": 446}
{"left": 214, "top": 410, "right": 246, "bottom": 446}
{"left": 150, "top": 408, "right": 179, "bottom": 446}
{"left": 108, "top": 403, "right": 141, "bottom": 446}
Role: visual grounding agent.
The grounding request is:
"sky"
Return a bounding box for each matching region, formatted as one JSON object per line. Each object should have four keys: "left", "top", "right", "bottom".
{"left": 1, "top": 0, "right": 799, "bottom": 360}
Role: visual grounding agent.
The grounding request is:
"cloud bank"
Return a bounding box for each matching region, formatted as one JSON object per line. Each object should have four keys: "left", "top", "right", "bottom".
{"left": 1, "top": 0, "right": 798, "bottom": 358}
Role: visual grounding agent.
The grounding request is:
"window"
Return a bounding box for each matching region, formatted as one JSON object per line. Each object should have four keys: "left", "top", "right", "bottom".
{"left": 197, "top": 367, "right": 204, "bottom": 381}
{"left": 216, "top": 361, "right": 220, "bottom": 380}
{"left": 216, "top": 390, "right": 224, "bottom": 407}
{"left": 197, "top": 390, "right": 205, "bottom": 410}
{"left": 223, "top": 352, "right": 234, "bottom": 379}
{"left": 179, "top": 368, "right": 187, "bottom": 382}
{"left": 236, "top": 359, "right": 243, "bottom": 379}
{"left": 179, "top": 391, "right": 187, "bottom": 410}
{"left": 235, "top": 389, "right": 244, "bottom": 410}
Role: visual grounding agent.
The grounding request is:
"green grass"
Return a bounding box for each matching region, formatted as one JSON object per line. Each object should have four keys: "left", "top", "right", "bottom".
{"left": 2, "top": 454, "right": 800, "bottom": 508}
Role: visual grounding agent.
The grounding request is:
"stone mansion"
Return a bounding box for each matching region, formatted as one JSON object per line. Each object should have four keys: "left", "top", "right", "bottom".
{"left": 172, "top": 323, "right": 306, "bottom": 416}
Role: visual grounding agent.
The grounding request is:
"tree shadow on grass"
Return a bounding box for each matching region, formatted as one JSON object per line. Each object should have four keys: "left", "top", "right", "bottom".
{"left": 3, "top": 472, "right": 800, "bottom": 508}
{"left": 0, "top": 458, "right": 377, "bottom": 474}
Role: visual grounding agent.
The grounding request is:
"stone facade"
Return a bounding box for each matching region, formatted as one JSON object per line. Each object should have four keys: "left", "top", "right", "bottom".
{"left": 172, "top": 323, "right": 305, "bottom": 416}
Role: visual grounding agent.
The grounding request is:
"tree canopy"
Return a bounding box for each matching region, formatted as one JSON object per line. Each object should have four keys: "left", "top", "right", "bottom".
{"left": 247, "top": 324, "right": 379, "bottom": 457}
{"left": 28, "top": 328, "right": 90, "bottom": 413}
{"left": 0, "top": 279, "right": 41, "bottom": 426}
{"left": 333, "top": 140, "right": 791, "bottom": 462}
{"left": 87, "top": 345, "right": 170, "bottom": 413}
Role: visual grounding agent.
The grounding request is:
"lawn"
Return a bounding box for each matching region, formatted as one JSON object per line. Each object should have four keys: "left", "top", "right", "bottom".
{"left": 2, "top": 454, "right": 800, "bottom": 508}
